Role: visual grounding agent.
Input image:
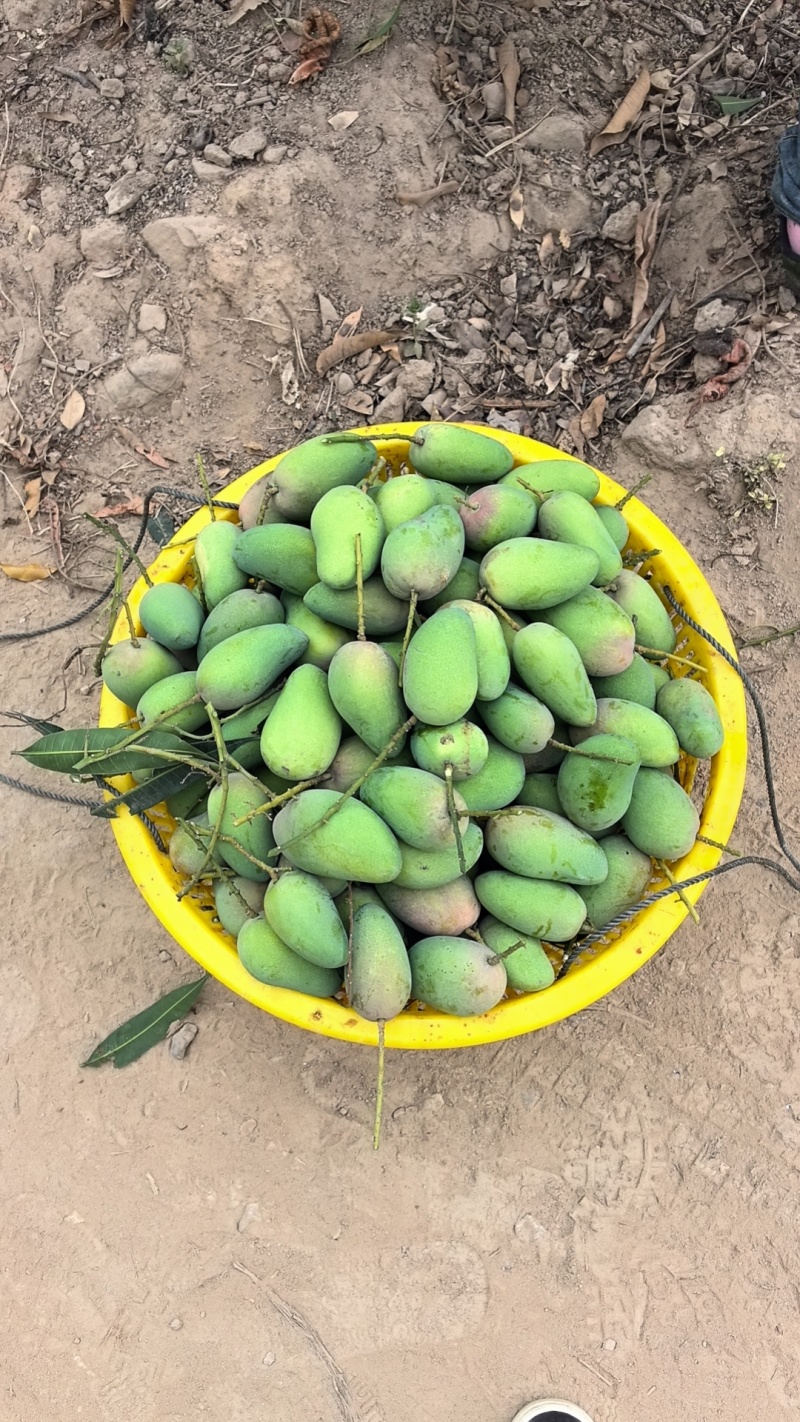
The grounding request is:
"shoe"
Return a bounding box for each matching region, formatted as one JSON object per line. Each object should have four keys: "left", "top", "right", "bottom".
{"left": 511, "top": 1403, "right": 595, "bottom": 1422}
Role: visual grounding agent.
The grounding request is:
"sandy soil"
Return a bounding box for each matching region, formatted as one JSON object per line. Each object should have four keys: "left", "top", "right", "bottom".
{"left": 3, "top": 2, "right": 800, "bottom": 1419}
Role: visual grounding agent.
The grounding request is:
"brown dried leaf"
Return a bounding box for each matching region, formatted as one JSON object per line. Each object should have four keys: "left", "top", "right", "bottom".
{"left": 224, "top": 0, "right": 267, "bottom": 25}
{"left": 328, "top": 110, "right": 359, "bottom": 131}
{"left": 24, "top": 477, "right": 42, "bottom": 519}
{"left": 341, "top": 390, "right": 374, "bottom": 416}
{"left": 119, "top": 0, "right": 136, "bottom": 23}
{"left": 94, "top": 497, "right": 145, "bottom": 518}
{"left": 336, "top": 307, "right": 363, "bottom": 341}
{"left": 134, "top": 445, "right": 171, "bottom": 470}
{"left": 629, "top": 198, "right": 661, "bottom": 328}
{"left": 289, "top": 56, "right": 325, "bottom": 84}
{"left": 59, "top": 389, "right": 85, "bottom": 431}
{"left": 579, "top": 394, "right": 607, "bottom": 440}
{"left": 396, "top": 181, "right": 459, "bottom": 207}
{"left": 1, "top": 562, "right": 53, "bottom": 582}
{"left": 316, "top": 329, "right": 404, "bottom": 376}
{"left": 538, "top": 231, "right": 555, "bottom": 265}
{"left": 589, "top": 69, "right": 651, "bottom": 157}
{"left": 497, "top": 37, "right": 520, "bottom": 128}
{"left": 566, "top": 412, "right": 586, "bottom": 461}
{"left": 509, "top": 185, "right": 524, "bottom": 230}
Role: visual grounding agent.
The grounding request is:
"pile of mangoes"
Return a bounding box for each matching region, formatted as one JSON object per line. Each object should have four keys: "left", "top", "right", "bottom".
{"left": 102, "top": 424, "right": 725, "bottom": 1022}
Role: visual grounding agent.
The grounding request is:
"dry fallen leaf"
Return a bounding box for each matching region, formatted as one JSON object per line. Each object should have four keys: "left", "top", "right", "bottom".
{"left": 341, "top": 390, "right": 374, "bottom": 416}
{"left": 579, "top": 393, "right": 607, "bottom": 440}
{"left": 497, "top": 37, "right": 520, "bottom": 128}
{"left": 94, "top": 497, "right": 145, "bottom": 518}
{"left": 134, "top": 445, "right": 172, "bottom": 469}
{"left": 328, "top": 110, "right": 359, "bottom": 131}
{"left": 396, "top": 180, "right": 459, "bottom": 207}
{"left": 24, "top": 477, "right": 42, "bottom": 519}
{"left": 224, "top": 0, "right": 268, "bottom": 25}
{"left": 336, "top": 307, "right": 363, "bottom": 341}
{"left": 696, "top": 336, "right": 757, "bottom": 405}
{"left": 119, "top": 0, "right": 136, "bottom": 24}
{"left": 509, "top": 185, "right": 525, "bottom": 230}
{"left": 630, "top": 198, "right": 661, "bottom": 328}
{"left": 538, "top": 231, "right": 555, "bottom": 265}
{"left": 60, "top": 389, "right": 85, "bottom": 431}
{"left": 558, "top": 228, "right": 571, "bottom": 250}
{"left": 316, "top": 329, "right": 404, "bottom": 376}
{"left": 1, "top": 562, "right": 53, "bottom": 582}
{"left": 590, "top": 69, "right": 651, "bottom": 156}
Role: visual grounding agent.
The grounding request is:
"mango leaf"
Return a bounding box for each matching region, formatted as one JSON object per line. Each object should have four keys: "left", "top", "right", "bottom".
{"left": 714, "top": 95, "right": 761, "bottom": 115}
{"left": 353, "top": 1, "right": 402, "bottom": 57}
{"left": 17, "top": 727, "right": 199, "bottom": 778}
{"left": 91, "top": 766, "right": 208, "bottom": 819}
{"left": 1, "top": 709, "right": 64, "bottom": 735}
{"left": 147, "top": 505, "right": 176, "bottom": 547}
{"left": 81, "top": 974, "right": 209, "bottom": 1069}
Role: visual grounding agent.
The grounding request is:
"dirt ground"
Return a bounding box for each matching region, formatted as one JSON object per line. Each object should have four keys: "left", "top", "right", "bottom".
{"left": 3, "top": 1, "right": 800, "bottom": 1419}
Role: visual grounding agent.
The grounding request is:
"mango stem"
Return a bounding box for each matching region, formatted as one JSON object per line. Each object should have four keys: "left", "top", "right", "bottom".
{"left": 548, "top": 738, "right": 639, "bottom": 766}
{"left": 84, "top": 512, "right": 153, "bottom": 586}
{"left": 398, "top": 591, "right": 418, "bottom": 684}
{"left": 195, "top": 452, "right": 216, "bottom": 519}
{"left": 635, "top": 644, "right": 706, "bottom": 673}
{"left": 480, "top": 593, "right": 521, "bottom": 631}
{"left": 355, "top": 532, "right": 366, "bottom": 641}
{"left": 178, "top": 703, "right": 228, "bottom": 898}
{"left": 657, "top": 857, "right": 700, "bottom": 925}
{"left": 232, "top": 773, "right": 330, "bottom": 827}
{"left": 616, "top": 473, "right": 652, "bottom": 509}
{"left": 373, "top": 1020, "right": 386, "bottom": 1152}
{"left": 444, "top": 764, "right": 467, "bottom": 875}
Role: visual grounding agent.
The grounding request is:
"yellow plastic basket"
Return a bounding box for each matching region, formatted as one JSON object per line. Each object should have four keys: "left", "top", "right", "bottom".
{"left": 99, "top": 425, "right": 747, "bottom": 1048}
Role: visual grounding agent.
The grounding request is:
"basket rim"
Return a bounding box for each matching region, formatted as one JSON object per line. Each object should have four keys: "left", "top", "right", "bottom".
{"left": 99, "top": 424, "right": 747, "bottom": 1049}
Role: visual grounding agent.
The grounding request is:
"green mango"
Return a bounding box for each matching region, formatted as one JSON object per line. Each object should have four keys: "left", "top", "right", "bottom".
{"left": 378, "top": 877, "right": 480, "bottom": 936}
{"left": 371, "top": 473, "right": 435, "bottom": 532}
{"left": 557, "top": 733, "right": 640, "bottom": 833}
{"left": 137, "top": 670, "right": 208, "bottom": 733}
{"left": 517, "top": 772, "right": 563, "bottom": 816}
{"left": 335, "top": 884, "right": 383, "bottom": 930}
{"left": 477, "top": 684, "right": 554, "bottom": 756}
{"left": 237, "top": 916, "right": 343, "bottom": 996}
{"left": 220, "top": 692, "right": 279, "bottom": 743}
{"left": 402, "top": 606, "right": 478, "bottom": 725}
{"left": 263, "top": 870, "right": 349, "bottom": 968}
{"left": 594, "top": 502, "right": 629, "bottom": 551}
{"left": 139, "top": 582, "right": 204, "bottom": 652}
{"left": 426, "top": 479, "right": 475, "bottom": 510}
{"left": 411, "top": 720, "right": 489, "bottom": 781}
{"left": 538, "top": 489, "right": 623, "bottom": 586}
{"left": 609, "top": 570, "right": 676, "bottom": 656}
{"left": 485, "top": 806, "right": 609, "bottom": 885}
{"left": 168, "top": 814, "right": 211, "bottom": 877}
{"left": 418, "top": 556, "right": 481, "bottom": 614}
{"left": 655, "top": 677, "right": 724, "bottom": 759}
{"left": 505, "top": 457, "right": 600, "bottom": 500}
{"left": 196, "top": 623, "right": 307, "bottom": 711}
{"left": 327, "top": 735, "right": 378, "bottom": 793}
{"left": 479, "top": 916, "right": 555, "bottom": 992}
{"left": 393, "top": 822, "right": 484, "bottom": 890}
{"left": 194, "top": 520, "right": 249, "bottom": 609}
{"left": 650, "top": 663, "right": 671, "bottom": 692}
{"left": 281, "top": 592, "right": 352, "bottom": 670}
{"left": 310, "top": 484, "right": 384, "bottom": 589}
{"left": 457, "top": 735, "right": 525, "bottom": 812}
{"left": 260, "top": 664, "right": 341, "bottom": 779}
{"left": 102, "top": 637, "right": 183, "bottom": 708}
{"left": 197, "top": 588, "right": 285, "bottom": 662}
{"left": 165, "top": 779, "right": 208, "bottom": 821}
{"left": 276, "top": 859, "right": 346, "bottom": 899}
{"left": 512, "top": 622, "right": 597, "bottom": 727}
{"left": 592, "top": 652, "right": 656, "bottom": 710}
{"left": 360, "top": 766, "right": 468, "bottom": 851}
{"left": 238, "top": 473, "right": 287, "bottom": 530}
{"left": 207, "top": 772, "right": 276, "bottom": 880}
{"left": 580, "top": 834, "right": 652, "bottom": 930}
{"left": 459, "top": 483, "right": 537, "bottom": 554}
{"left": 407, "top": 423, "right": 514, "bottom": 484}
{"left": 522, "top": 723, "right": 569, "bottom": 773}
{"left": 304, "top": 577, "right": 410, "bottom": 636}
{"left": 622, "top": 767, "right": 699, "bottom": 861}
{"left": 497, "top": 469, "right": 542, "bottom": 511}
{"left": 233, "top": 524, "right": 318, "bottom": 596}
{"left": 265, "top": 433, "right": 377, "bottom": 521}
{"left": 381, "top": 504, "right": 465, "bottom": 602}
{"left": 571, "top": 698, "right": 680, "bottom": 768}
{"left": 538, "top": 586, "right": 636, "bottom": 676}
{"left": 214, "top": 876, "right": 265, "bottom": 937}
{"left": 474, "top": 871, "right": 587, "bottom": 940}
{"left": 327, "top": 642, "right": 408, "bottom": 756}
{"left": 274, "top": 789, "right": 402, "bottom": 882}
{"left": 348, "top": 904, "right": 412, "bottom": 1021}
{"left": 408, "top": 936, "right": 507, "bottom": 1015}
{"left": 440, "top": 599, "right": 510, "bottom": 700}
{"left": 479, "top": 538, "right": 600, "bottom": 611}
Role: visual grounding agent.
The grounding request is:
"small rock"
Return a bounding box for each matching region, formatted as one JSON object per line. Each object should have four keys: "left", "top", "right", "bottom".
{"left": 481, "top": 81, "right": 505, "bottom": 120}
{"left": 653, "top": 167, "right": 673, "bottom": 197}
{"left": 80, "top": 218, "right": 127, "bottom": 265}
{"left": 104, "top": 351, "right": 183, "bottom": 412}
{"left": 100, "top": 77, "right": 125, "bottom": 100}
{"left": 229, "top": 128, "right": 268, "bottom": 161}
{"left": 524, "top": 113, "right": 587, "bottom": 154}
{"left": 2, "top": 164, "right": 38, "bottom": 201}
{"left": 778, "top": 285, "right": 797, "bottom": 313}
{"left": 237, "top": 1202, "right": 260, "bottom": 1233}
{"left": 105, "top": 171, "right": 153, "bottom": 215}
{"left": 170, "top": 1318, "right": 183, "bottom": 1331}
{"left": 398, "top": 358, "right": 436, "bottom": 400}
{"left": 191, "top": 123, "right": 214, "bottom": 152}
{"left": 192, "top": 156, "right": 232, "bottom": 183}
{"left": 169, "top": 1022, "right": 198, "bottom": 1060}
{"left": 603, "top": 1339, "right": 617, "bottom": 1352}
{"left": 234, "top": 90, "right": 248, "bottom": 107}
{"left": 602, "top": 200, "right": 640, "bottom": 244}
{"left": 138, "top": 302, "right": 168, "bottom": 334}
{"left": 621, "top": 401, "right": 705, "bottom": 474}
{"left": 203, "top": 143, "right": 233, "bottom": 169}
{"left": 336, "top": 372, "right": 354, "bottom": 395}
{"left": 121, "top": 154, "right": 138, "bottom": 174}
{"left": 142, "top": 214, "right": 225, "bottom": 271}
{"left": 452, "top": 319, "right": 488, "bottom": 353}
{"left": 262, "top": 145, "right": 288, "bottom": 164}
{"left": 370, "top": 384, "right": 407, "bottom": 424}
{"left": 499, "top": 273, "right": 517, "bottom": 299}
{"left": 262, "top": 1352, "right": 276, "bottom": 1367}
{"left": 113, "top": 63, "right": 126, "bottom": 79}
{"left": 693, "top": 299, "right": 740, "bottom": 334}
{"left": 268, "top": 63, "right": 292, "bottom": 83}
{"left": 693, "top": 353, "right": 722, "bottom": 382}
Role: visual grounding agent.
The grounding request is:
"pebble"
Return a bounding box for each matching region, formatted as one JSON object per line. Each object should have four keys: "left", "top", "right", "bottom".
{"left": 104, "top": 351, "right": 183, "bottom": 412}
{"left": 169, "top": 1022, "right": 198, "bottom": 1060}
{"left": 170, "top": 1318, "right": 183, "bottom": 1331}
{"left": 336, "top": 372, "right": 355, "bottom": 395}
{"left": 262, "top": 145, "right": 288, "bottom": 164}
{"left": 602, "top": 200, "right": 640, "bottom": 244}
{"left": 398, "top": 358, "right": 436, "bottom": 400}
{"left": 268, "top": 63, "right": 292, "bottom": 83}
{"left": 693, "top": 299, "right": 739, "bottom": 334}
{"left": 621, "top": 402, "right": 705, "bottom": 474}
{"left": 100, "top": 77, "right": 125, "bottom": 100}
{"left": 121, "top": 154, "right": 138, "bottom": 174}
{"left": 203, "top": 143, "right": 233, "bottom": 168}
{"left": 80, "top": 219, "right": 127, "bottom": 265}
{"left": 481, "top": 81, "right": 505, "bottom": 120}
{"left": 262, "top": 1352, "right": 276, "bottom": 1367}
{"left": 138, "top": 302, "right": 168, "bottom": 334}
{"left": 229, "top": 128, "right": 268, "bottom": 161}
{"left": 370, "top": 384, "right": 407, "bottom": 424}
{"left": 524, "top": 113, "right": 587, "bottom": 154}
{"left": 113, "top": 63, "right": 126, "bottom": 79}
{"left": 3, "top": 164, "right": 38, "bottom": 201}
{"left": 499, "top": 273, "right": 517, "bottom": 299}
{"left": 192, "top": 156, "right": 232, "bottom": 182}
{"left": 105, "top": 171, "right": 153, "bottom": 215}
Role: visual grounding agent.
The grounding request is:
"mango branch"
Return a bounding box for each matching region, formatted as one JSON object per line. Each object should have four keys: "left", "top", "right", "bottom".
{"left": 84, "top": 512, "right": 153, "bottom": 586}
{"left": 232, "top": 773, "right": 331, "bottom": 828}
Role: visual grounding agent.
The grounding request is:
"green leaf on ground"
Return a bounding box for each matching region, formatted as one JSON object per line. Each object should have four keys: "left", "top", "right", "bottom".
{"left": 714, "top": 95, "right": 761, "bottom": 115}
{"left": 81, "top": 974, "right": 209, "bottom": 1069}
{"left": 353, "top": 1, "right": 402, "bottom": 57}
